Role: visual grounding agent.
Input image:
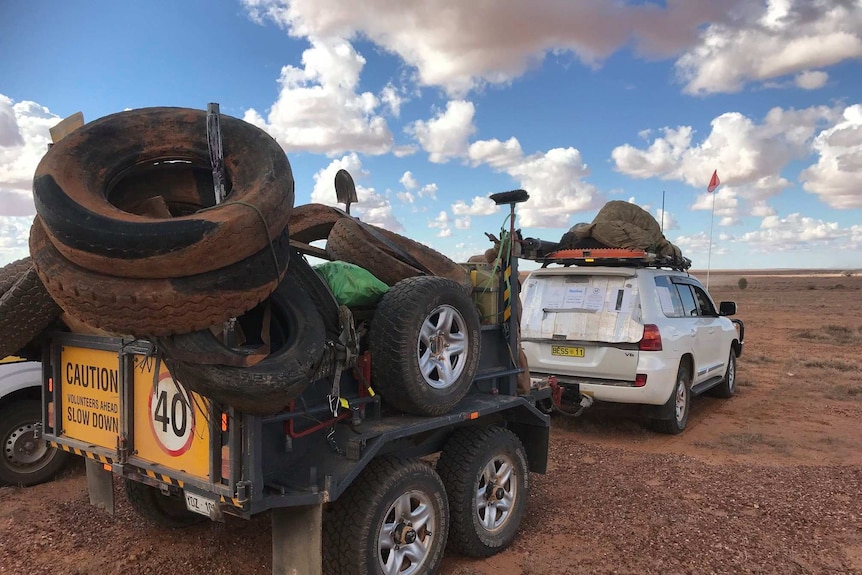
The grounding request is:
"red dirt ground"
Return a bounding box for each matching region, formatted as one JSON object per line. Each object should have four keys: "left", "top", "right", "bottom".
{"left": 1, "top": 271, "right": 860, "bottom": 574}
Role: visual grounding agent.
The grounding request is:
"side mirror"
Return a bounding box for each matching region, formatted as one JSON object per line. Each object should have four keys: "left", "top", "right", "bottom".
{"left": 334, "top": 169, "right": 358, "bottom": 214}
{"left": 719, "top": 301, "right": 736, "bottom": 316}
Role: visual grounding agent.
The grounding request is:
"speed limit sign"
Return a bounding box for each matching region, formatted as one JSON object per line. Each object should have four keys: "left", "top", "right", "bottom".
{"left": 148, "top": 372, "right": 196, "bottom": 456}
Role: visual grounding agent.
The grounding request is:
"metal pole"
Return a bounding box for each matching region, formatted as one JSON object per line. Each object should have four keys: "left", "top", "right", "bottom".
{"left": 660, "top": 190, "right": 665, "bottom": 233}
{"left": 706, "top": 190, "right": 716, "bottom": 289}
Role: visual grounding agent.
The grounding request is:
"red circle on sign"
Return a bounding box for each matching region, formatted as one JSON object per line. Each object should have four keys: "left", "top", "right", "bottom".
{"left": 148, "top": 372, "right": 196, "bottom": 456}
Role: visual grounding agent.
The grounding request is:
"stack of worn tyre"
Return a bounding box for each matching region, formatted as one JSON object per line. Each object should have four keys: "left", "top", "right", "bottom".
{"left": 18, "top": 107, "right": 481, "bottom": 417}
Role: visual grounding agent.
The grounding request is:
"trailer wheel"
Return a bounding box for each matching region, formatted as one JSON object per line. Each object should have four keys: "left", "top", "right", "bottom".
{"left": 436, "top": 426, "right": 529, "bottom": 557}
{"left": 326, "top": 217, "right": 471, "bottom": 293}
{"left": 0, "top": 401, "right": 70, "bottom": 486}
{"left": 370, "top": 276, "right": 480, "bottom": 416}
{"left": 124, "top": 479, "right": 204, "bottom": 528}
{"left": 323, "top": 457, "right": 449, "bottom": 575}
{"left": 32, "top": 107, "right": 294, "bottom": 279}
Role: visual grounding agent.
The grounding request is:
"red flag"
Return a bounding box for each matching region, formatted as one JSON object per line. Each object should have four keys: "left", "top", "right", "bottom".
{"left": 707, "top": 170, "right": 720, "bottom": 193}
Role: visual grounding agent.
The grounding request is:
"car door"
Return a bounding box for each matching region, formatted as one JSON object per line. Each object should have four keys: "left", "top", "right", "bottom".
{"left": 689, "top": 282, "right": 727, "bottom": 382}
{"left": 670, "top": 281, "right": 708, "bottom": 384}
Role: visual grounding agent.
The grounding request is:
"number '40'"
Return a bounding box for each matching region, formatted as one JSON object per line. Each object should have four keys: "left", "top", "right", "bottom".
{"left": 154, "top": 389, "right": 188, "bottom": 437}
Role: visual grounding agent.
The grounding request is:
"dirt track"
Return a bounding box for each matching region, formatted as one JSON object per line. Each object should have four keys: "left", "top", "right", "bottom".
{"left": 1, "top": 272, "right": 861, "bottom": 574}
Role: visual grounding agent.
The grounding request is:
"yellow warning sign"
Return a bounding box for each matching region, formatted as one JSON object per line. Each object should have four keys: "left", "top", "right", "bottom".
{"left": 132, "top": 356, "right": 210, "bottom": 479}
{"left": 60, "top": 346, "right": 121, "bottom": 448}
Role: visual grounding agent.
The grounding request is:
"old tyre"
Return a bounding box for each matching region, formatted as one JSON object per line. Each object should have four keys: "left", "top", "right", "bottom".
{"left": 370, "top": 276, "right": 480, "bottom": 416}
{"left": 30, "top": 217, "right": 288, "bottom": 336}
{"left": 0, "top": 260, "right": 62, "bottom": 358}
{"left": 0, "top": 257, "right": 34, "bottom": 295}
{"left": 158, "top": 259, "right": 329, "bottom": 415}
{"left": 0, "top": 401, "right": 70, "bottom": 486}
{"left": 33, "top": 107, "right": 294, "bottom": 279}
{"left": 326, "top": 217, "right": 472, "bottom": 293}
{"left": 285, "top": 251, "right": 341, "bottom": 337}
{"left": 323, "top": 457, "right": 449, "bottom": 575}
{"left": 124, "top": 479, "right": 205, "bottom": 528}
{"left": 289, "top": 203, "right": 348, "bottom": 245}
{"left": 436, "top": 427, "right": 529, "bottom": 557}
{"left": 649, "top": 361, "right": 691, "bottom": 435}
{"left": 708, "top": 350, "right": 737, "bottom": 399}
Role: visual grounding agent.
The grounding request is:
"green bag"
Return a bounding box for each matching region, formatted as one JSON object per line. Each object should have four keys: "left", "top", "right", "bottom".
{"left": 313, "top": 261, "right": 390, "bottom": 307}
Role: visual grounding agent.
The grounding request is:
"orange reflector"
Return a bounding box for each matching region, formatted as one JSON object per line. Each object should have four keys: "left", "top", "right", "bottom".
{"left": 468, "top": 411, "right": 479, "bottom": 420}
{"left": 103, "top": 464, "right": 111, "bottom": 471}
{"left": 48, "top": 377, "right": 53, "bottom": 392}
{"left": 221, "top": 413, "right": 228, "bottom": 432}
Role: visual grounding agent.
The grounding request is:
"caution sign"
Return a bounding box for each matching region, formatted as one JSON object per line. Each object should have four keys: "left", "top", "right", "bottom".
{"left": 132, "top": 357, "right": 210, "bottom": 479}
{"left": 60, "top": 346, "right": 121, "bottom": 448}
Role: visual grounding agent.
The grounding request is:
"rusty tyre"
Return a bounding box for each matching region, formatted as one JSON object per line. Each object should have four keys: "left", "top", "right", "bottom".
{"left": 369, "top": 276, "right": 480, "bottom": 416}
{"left": 32, "top": 107, "right": 294, "bottom": 279}
{"left": 289, "top": 203, "right": 348, "bottom": 245}
{"left": 326, "top": 218, "right": 471, "bottom": 293}
{"left": 29, "top": 217, "right": 287, "bottom": 337}
{"left": 0, "top": 258, "right": 61, "bottom": 358}
{"left": 158, "top": 259, "right": 329, "bottom": 415}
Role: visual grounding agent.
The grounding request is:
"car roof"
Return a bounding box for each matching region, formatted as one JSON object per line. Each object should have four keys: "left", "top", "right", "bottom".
{"left": 525, "top": 266, "right": 690, "bottom": 278}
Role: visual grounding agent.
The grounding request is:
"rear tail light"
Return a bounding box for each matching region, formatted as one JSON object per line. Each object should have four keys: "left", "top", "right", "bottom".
{"left": 634, "top": 374, "right": 647, "bottom": 387}
{"left": 639, "top": 324, "right": 663, "bottom": 351}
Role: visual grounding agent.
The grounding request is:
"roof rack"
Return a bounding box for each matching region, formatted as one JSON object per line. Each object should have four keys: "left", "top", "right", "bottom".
{"left": 532, "top": 248, "right": 692, "bottom": 271}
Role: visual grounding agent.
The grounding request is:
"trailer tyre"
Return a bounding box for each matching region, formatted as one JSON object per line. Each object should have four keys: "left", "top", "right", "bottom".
{"left": 323, "top": 457, "right": 449, "bottom": 575}
{"left": 32, "top": 107, "right": 294, "bottom": 279}
{"left": 158, "top": 257, "right": 329, "bottom": 415}
{"left": 0, "top": 260, "right": 62, "bottom": 358}
{"left": 326, "top": 217, "right": 472, "bottom": 292}
{"left": 0, "top": 401, "right": 70, "bottom": 486}
{"left": 30, "top": 217, "right": 287, "bottom": 336}
{"left": 124, "top": 479, "right": 205, "bottom": 528}
{"left": 436, "top": 426, "right": 529, "bottom": 557}
{"left": 370, "top": 276, "right": 480, "bottom": 416}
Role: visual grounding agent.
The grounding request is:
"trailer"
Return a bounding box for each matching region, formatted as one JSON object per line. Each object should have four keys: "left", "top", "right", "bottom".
{"left": 39, "top": 191, "right": 549, "bottom": 575}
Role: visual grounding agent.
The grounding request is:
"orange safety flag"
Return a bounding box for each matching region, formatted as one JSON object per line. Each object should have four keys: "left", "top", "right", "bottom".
{"left": 707, "top": 170, "right": 720, "bottom": 193}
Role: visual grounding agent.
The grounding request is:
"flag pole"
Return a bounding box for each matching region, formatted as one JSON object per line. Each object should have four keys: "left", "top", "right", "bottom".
{"left": 706, "top": 189, "right": 715, "bottom": 289}
{"left": 660, "top": 190, "right": 665, "bottom": 232}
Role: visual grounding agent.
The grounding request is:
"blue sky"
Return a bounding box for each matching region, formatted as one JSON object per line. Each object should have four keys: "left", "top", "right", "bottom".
{"left": 1, "top": 0, "right": 861, "bottom": 270}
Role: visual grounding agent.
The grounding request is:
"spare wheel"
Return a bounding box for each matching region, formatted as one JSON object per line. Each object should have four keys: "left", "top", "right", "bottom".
{"left": 326, "top": 217, "right": 471, "bottom": 293}
{"left": 158, "top": 262, "right": 330, "bottom": 415}
{"left": 29, "top": 217, "right": 288, "bottom": 337}
{"left": 32, "top": 106, "right": 294, "bottom": 279}
{"left": 369, "top": 276, "right": 480, "bottom": 416}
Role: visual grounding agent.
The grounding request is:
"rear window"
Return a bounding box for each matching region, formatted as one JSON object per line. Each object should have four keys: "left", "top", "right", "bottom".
{"left": 520, "top": 273, "right": 643, "bottom": 343}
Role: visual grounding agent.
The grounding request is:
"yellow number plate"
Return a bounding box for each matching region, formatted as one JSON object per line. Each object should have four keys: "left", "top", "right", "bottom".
{"left": 551, "top": 345, "right": 585, "bottom": 357}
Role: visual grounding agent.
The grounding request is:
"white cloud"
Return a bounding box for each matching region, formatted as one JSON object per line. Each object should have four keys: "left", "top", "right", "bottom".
{"left": 454, "top": 216, "right": 471, "bottom": 230}
{"left": 676, "top": 0, "right": 862, "bottom": 94}
{"left": 241, "top": 0, "right": 732, "bottom": 95}
{"left": 673, "top": 231, "right": 729, "bottom": 257}
{"left": 801, "top": 104, "right": 862, "bottom": 209}
{"left": 408, "top": 100, "right": 476, "bottom": 163}
{"left": 0, "top": 215, "right": 34, "bottom": 265}
{"left": 380, "top": 83, "right": 404, "bottom": 116}
{"left": 242, "top": 38, "right": 393, "bottom": 155}
{"left": 309, "top": 153, "right": 403, "bottom": 230}
{"left": 0, "top": 94, "right": 59, "bottom": 216}
{"left": 428, "top": 210, "right": 451, "bottom": 237}
{"left": 739, "top": 213, "right": 860, "bottom": 252}
{"left": 451, "top": 196, "right": 498, "bottom": 216}
{"left": 399, "top": 170, "right": 418, "bottom": 190}
{"left": 794, "top": 70, "right": 829, "bottom": 90}
{"left": 468, "top": 138, "right": 603, "bottom": 227}
{"left": 396, "top": 190, "right": 415, "bottom": 204}
{"left": 418, "top": 183, "right": 438, "bottom": 199}
{"left": 654, "top": 209, "right": 679, "bottom": 231}
{"left": 612, "top": 104, "right": 840, "bottom": 221}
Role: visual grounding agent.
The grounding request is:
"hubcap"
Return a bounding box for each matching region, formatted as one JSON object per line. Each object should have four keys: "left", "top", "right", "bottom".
{"left": 4, "top": 422, "right": 50, "bottom": 470}
{"left": 418, "top": 304, "right": 468, "bottom": 390}
{"left": 674, "top": 380, "right": 687, "bottom": 423}
{"left": 377, "top": 490, "right": 436, "bottom": 575}
{"left": 476, "top": 455, "right": 517, "bottom": 532}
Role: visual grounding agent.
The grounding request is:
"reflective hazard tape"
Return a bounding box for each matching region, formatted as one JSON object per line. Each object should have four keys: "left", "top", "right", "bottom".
{"left": 49, "top": 442, "right": 113, "bottom": 464}
{"left": 145, "top": 468, "right": 184, "bottom": 488}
